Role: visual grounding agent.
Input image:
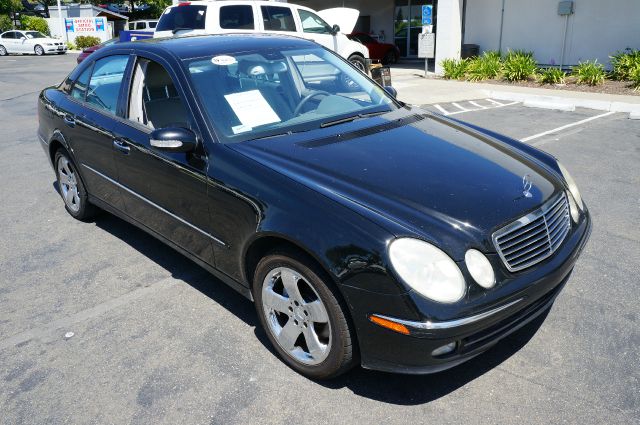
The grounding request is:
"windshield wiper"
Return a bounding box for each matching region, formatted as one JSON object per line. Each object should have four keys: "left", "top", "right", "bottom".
{"left": 320, "top": 110, "right": 388, "bottom": 128}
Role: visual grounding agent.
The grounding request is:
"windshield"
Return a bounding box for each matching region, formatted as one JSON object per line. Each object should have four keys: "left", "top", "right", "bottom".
{"left": 185, "top": 46, "right": 397, "bottom": 143}
{"left": 26, "top": 31, "right": 46, "bottom": 39}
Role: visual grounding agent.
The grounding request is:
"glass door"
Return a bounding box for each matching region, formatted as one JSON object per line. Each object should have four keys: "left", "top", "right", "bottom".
{"left": 394, "top": 0, "right": 436, "bottom": 58}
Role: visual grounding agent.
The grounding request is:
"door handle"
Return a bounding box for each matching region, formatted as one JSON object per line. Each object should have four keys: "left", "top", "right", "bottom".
{"left": 63, "top": 114, "right": 75, "bottom": 128}
{"left": 113, "top": 139, "right": 131, "bottom": 154}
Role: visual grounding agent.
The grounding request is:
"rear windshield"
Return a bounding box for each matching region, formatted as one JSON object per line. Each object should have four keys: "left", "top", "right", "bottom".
{"left": 156, "top": 5, "right": 207, "bottom": 32}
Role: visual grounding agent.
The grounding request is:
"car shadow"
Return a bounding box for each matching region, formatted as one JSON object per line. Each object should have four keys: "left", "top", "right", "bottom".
{"left": 89, "top": 206, "right": 549, "bottom": 406}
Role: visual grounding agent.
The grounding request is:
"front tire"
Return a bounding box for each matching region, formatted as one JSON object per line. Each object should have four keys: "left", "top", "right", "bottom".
{"left": 348, "top": 54, "right": 366, "bottom": 73}
{"left": 253, "top": 250, "right": 356, "bottom": 379}
{"left": 0, "top": 45, "right": 7, "bottom": 56}
{"left": 54, "top": 149, "right": 97, "bottom": 221}
{"left": 34, "top": 44, "right": 44, "bottom": 56}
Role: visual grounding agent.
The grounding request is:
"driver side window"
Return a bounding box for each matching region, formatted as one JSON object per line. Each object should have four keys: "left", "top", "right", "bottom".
{"left": 86, "top": 55, "right": 129, "bottom": 115}
{"left": 298, "top": 10, "right": 331, "bottom": 34}
{"left": 127, "top": 58, "right": 189, "bottom": 130}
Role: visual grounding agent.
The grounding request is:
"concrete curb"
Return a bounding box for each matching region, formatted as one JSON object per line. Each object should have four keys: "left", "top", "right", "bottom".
{"left": 487, "top": 90, "right": 640, "bottom": 119}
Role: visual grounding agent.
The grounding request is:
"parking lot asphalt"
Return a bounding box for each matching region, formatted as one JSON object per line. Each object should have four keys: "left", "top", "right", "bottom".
{"left": 1, "top": 54, "right": 639, "bottom": 425}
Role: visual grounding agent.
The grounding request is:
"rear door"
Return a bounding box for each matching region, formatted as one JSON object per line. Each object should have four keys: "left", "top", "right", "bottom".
{"left": 259, "top": 4, "right": 297, "bottom": 35}
{"left": 62, "top": 55, "right": 130, "bottom": 210}
{"left": 1, "top": 32, "right": 18, "bottom": 53}
{"left": 111, "top": 54, "right": 215, "bottom": 264}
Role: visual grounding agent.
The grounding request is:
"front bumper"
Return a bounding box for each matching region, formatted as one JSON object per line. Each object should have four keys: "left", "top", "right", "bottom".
{"left": 343, "top": 212, "right": 591, "bottom": 374}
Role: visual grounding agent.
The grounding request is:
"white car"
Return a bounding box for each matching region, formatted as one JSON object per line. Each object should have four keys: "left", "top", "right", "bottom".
{"left": 154, "top": 1, "right": 369, "bottom": 71}
{"left": 0, "top": 30, "right": 67, "bottom": 56}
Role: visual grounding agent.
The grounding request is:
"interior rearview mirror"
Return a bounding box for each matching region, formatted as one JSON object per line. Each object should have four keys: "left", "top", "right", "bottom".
{"left": 150, "top": 127, "right": 196, "bottom": 153}
{"left": 331, "top": 24, "right": 340, "bottom": 35}
{"left": 383, "top": 86, "right": 398, "bottom": 98}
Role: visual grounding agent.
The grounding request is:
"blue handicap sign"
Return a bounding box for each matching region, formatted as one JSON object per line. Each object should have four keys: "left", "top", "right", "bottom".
{"left": 422, "top": 5, "right": 433, "bottom": 25}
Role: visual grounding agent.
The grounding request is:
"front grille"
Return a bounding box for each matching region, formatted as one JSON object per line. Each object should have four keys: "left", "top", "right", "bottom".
{"left": 493, "top": 193, "right": 570, "bottom": 272}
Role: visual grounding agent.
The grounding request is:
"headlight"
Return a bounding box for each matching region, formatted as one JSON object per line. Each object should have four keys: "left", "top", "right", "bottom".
{"left": 566, "top": 191, "right": 580, "bottom": 223}
{"left": 558, "top": 162, "right": 583, "bottom": 211}
{"left": 388, "top": 238, "right": 465, "bottom": 303}
{"left": 465, "top": 249, "right": 495, "bottom": 288}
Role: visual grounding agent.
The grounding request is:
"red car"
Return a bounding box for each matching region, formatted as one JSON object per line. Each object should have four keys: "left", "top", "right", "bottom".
{"left": 348, "top": 32, "right": 400, "bottom": 64}
{"left": 76, "top": 38, "right": 118, "bottom": 64}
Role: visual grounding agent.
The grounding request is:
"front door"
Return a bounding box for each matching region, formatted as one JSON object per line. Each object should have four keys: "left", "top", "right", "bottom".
{"left": 296, "top": 8, "right": 337, "bottom": 53}
{"left": 111, "top": 55, "right": 215, "bottom": 264}
{"left": 394, "top": 0, "right": 437, "bottom": 58}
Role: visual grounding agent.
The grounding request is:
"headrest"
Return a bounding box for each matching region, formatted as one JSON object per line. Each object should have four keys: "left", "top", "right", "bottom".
{"left": 238, "top": 60, "right": 287, "bottom": 76}
{"left": 145, "top": 61, "right": 174, "bottom": 87}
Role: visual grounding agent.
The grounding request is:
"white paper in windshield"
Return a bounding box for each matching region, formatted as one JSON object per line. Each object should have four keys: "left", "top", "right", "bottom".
{"left": 224, "top": 90, "right": 280, "bottom": 129}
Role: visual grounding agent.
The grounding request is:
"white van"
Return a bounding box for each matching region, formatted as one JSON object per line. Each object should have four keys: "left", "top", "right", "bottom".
{"left": 154, "top": 1, "right": 370, "bottom": 71}
{"left": 128, "top": 20, "right": 159, "bottom": 31}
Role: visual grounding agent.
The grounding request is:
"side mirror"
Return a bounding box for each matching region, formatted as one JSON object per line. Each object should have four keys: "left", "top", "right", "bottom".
{"left": 330, "top": 24, "right": 340, "bottom": 35}
{"left": 150, "top": 127, "right": 196, "bottom": 153}
{"left": 383, "top": 86, "right": 397, "bottom": 98}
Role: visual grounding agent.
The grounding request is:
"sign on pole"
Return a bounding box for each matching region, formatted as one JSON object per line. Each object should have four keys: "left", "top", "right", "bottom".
{"left": 421, "top": 5, "right": 433, "bottom": 26}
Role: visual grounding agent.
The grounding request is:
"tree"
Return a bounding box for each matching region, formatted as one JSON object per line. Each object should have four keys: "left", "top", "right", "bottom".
{"left": 0, "top": 0, "right": 21, "bottom": 14}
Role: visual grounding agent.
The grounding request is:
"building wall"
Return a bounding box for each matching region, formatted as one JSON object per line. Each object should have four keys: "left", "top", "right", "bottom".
{"left": 464, "top": 0, "right": 640, "bottom": 68}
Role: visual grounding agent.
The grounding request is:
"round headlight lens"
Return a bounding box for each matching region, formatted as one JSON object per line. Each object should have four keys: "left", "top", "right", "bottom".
{"left": 558, "top": 162, "right": 583, "bottom": 211}
{"left": 464, "top": 249, "right": 495, "bottom": 288}
{"left": 388, "top": 238, "right": 465, "bottom": 303}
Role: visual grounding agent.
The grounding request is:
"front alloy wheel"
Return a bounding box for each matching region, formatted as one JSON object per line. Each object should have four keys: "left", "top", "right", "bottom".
{"left": 254, "top": 251, "right": 356, "bottom": 379}
{"left": 0, "top": 45, "right": 7, "bottom": 56}
{"left": 34, "top": 45, "right": 44, "bottom": 56}
{"left": 54, "top": 149, "right": 97, "bottom": 220}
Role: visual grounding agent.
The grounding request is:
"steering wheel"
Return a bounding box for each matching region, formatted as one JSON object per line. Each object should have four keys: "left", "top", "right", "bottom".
{"left": 293, "top": 91, "right": 331, "bottom": 116}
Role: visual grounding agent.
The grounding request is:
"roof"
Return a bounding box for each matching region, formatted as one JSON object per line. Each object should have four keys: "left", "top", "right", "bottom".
{"left": 111, "top": 33, "right": 316, "bottom": 60}
{"left": 49, "top": 4, "right": 128, "bottom": 20}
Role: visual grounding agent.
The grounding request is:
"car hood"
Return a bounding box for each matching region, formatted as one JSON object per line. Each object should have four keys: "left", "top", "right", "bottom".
{"left": 318, "top": 8, "right": 359, "bottom": 34}
{"left": 228, "top": 109, "right": 562, "bottom": 257}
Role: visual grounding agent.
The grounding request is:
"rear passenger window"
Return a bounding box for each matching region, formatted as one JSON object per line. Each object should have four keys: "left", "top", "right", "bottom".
{"left": 135, "top": 22, "right": 145, "bottom": 30}
{"left": 71, "top": 66, "right": 92, "bottom": 101}
{"left": 220, "top": 5, "right": 254, "bottom": 29}
{"left": 261, "top": 6, "right": 296, "bottom": 32}
{"left": 86, "top": 55, "right": 129, "bottom": 115}
{"left": 156, "top": 5, "right": 207, "bottom": 32}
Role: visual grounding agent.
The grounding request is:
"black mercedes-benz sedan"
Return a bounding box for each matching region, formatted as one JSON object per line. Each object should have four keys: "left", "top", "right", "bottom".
{"left": 38, "top": 34, "right": 591, "bottom": 379}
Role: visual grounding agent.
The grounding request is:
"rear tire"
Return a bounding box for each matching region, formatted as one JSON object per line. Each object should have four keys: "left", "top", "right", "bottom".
{"left": 253, "top": 249, "right": 356, "bottom": 379}
{"left": 54, "top": 149, "right": 98, "bottom": 221}
{"left": 34, "top": 45, "right": 44, "bottom": 56}
{"left": 0, "top": 45, "right": 7, "bottom": 56}
{"left": 348, "top": 54, "right": 366, "bottom": 73}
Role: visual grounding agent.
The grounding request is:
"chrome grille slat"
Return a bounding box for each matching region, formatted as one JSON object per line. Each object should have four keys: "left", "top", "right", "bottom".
{"left": 504, "top": 236, "right": 550, "bottom": 262}
{"left": 496, "top": 217, "right": 546, "bottom": 244}
{"left": 499, "top": 223, "right": 547, "bottom": 251}
{"left": 493, "top": 193, "right": 571, "bottom": 272}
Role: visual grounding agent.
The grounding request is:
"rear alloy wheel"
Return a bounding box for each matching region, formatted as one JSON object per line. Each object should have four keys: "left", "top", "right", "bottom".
{"left": 254, "top": 251, "right": 356, "bottom": 379}
{"left": 0, "top": 45, "right": 7, "bottom": 56}
{"left": 54, "top": 150, "right": 97, "bottom": 220}
{"left": 348, "top": 54, "right": 366, "bottom": 73}
{"left": 34, "top": 44, "right": 44, "bottom": 56}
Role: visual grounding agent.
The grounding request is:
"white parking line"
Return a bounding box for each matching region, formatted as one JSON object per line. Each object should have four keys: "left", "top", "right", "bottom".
{"left": 433, "top": 100, "right": 519, "bottom": 116}
{"left": 520, "top": 111, "right": 616, "bottom": 142}
{"left": 486, "top": 99, "right": 505, "bottom": 106}
{"left": 468, "top": 101, "right": 487, "bottom": 109}
{"left": 434, "top": 104, "right": 451, "bottom": 114}
{"left": 451, "top": 102, "right": 470, "bottom": 112}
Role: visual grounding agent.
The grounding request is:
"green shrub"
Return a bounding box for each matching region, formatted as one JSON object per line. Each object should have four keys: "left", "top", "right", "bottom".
{"left": 573, "top": 60, "right": 606, "bottom": 85}
{"left": 610, "top": 49, "right": 640, "bottom": 81}
{"left": 441, "top": 58, "right": 468, "bottom": 80}
{"left": 502, "top": 50, "right": 537, "bottom": 81}
{"left": 539, "top": 67, "right": 566, "bottom": 85}
{"left": 630, "top": 66, "right": 640, "bottom": 91}
{"left": 66, "top": 41, "right": 76, "bottom": 50}
{"left": 465, "top": 52, "right": 502, "bottom": 81}
{"left": 19, "top": 15, "right": 49, "bottom": 35}
{"left": 0, "top": 14, "right": 12, "bottom": 32}
{"left": 74, "top": 35, "right": 101, "bottom": 49}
